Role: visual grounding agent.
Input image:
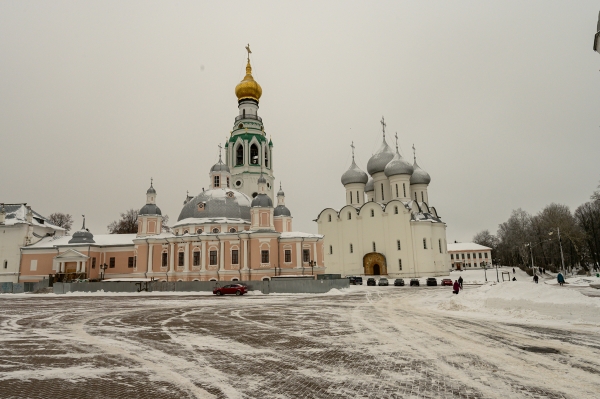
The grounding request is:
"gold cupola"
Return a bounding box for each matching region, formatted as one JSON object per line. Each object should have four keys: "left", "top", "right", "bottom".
{"left": 235, "top": 45, "right": 262, "bottom": 102}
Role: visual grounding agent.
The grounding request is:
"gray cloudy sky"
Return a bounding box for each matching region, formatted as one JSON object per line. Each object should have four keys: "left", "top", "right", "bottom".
{"left": 1, "top": 1, "right": 599, "bottom": 242}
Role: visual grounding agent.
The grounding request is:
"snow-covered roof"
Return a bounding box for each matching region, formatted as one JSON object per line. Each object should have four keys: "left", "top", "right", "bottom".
{"left": 280, "top": 232, "right": 323, "bottom": 239}
{"left": 25, "top": 234, "right": 137, "bottom": 249}
{"left": 173, "top": 217, "right": 250, "bottom": 228}
{"left": 447, "top": 242, "right": 492, "bottom": 252}
{"left": 1, "top": 203, "right": 65, "bottom": 231}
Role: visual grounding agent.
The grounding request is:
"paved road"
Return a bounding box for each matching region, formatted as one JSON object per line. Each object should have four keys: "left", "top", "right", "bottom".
{"left": 0, "top": 289, "right": 598, "bottom": 398}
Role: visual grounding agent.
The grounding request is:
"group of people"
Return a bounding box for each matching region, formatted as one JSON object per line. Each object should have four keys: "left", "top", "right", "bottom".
{"left": 452, "top": 276, "right": 463, "bottom": 294}
{"left": 449, "top": 268, "right": 567, "bottom": 296}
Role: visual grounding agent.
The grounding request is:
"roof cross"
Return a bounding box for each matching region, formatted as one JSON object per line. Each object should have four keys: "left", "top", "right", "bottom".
{"left": 394, "top": 132, "right": 399, "bottom": 152}
{"left": 245, "top": 43, "right": 252, "bottom": 61}
{"left": 150, "top": 177, "right": 153, "bottom": 187}
{"left": 350, "top": 141, "right": 355, "bottom": 160}
{"left": 380, "top": 116, "right": 386, "bottom": 139}
{"left": 412, "top": 144, "right": 416, "bottom": 163}
{"left": 82, "top": 215, "right": 86, "bottom": 230}
{"left": 218, "top": 143, "right": 222, "bottom": 161}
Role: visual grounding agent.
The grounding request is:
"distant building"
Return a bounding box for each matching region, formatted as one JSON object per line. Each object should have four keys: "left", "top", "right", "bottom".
{"left": 0, "top": 203, "right": 65, "bottom": 283}
{"left": 447, "top": 243, "right": 492, "bottom": 271}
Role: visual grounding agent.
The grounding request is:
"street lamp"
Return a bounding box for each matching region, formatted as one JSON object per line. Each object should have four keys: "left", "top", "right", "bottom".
{"left": 482, "top": 261, "right": 488, "bottom": 282}
{"left": 494, "top": 259, "right": 499, "bottom": 282}
{"left": 549, "top": 228, "right": 566, "bottom": 275}
{"left": 525, "top": 243, "right": 535, "bottom": 275}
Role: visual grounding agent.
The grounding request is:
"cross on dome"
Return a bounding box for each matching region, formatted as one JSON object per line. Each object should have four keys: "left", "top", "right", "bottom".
{"left": 412, "top": 144, "right": 416, "bottom": 163}
{"left": 380, "top": 116, "right": 386, "bottom": 139}
{"left": 150, "top": 177, "right": 153, "bottom": 187}
{"left": 350, "top": 141, "right": 355, "bottom": 160}
{"left": 394, "top": 132, "right": 399, "bottom": 152}
{"left": 218, "top": 143, "right": 223, "bottom": 160}
{"left": 81, "top": 215, "right": 86, "bottom": 230}
{"left": 245, "top": 43, "right": 252, "bottom": 61}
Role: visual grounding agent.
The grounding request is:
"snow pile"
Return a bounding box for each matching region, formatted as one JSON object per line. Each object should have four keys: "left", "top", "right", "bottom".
{"left": 438, "top": 282, "right": 600, "bottom": 325}
{"left": 545, "top": 276, "right": 600, "bottom": 287}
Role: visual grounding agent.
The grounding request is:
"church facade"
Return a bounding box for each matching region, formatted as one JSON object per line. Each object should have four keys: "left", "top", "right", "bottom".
{"left": 316, "top": 122, "right": 449, "bottom": 278}
{"left": 19, "top": 49, "right": 324, "bottom": 283}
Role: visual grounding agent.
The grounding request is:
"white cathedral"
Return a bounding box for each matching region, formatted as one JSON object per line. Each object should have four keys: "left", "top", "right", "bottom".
{"left": 316, "top": 119, "right": 449, "bottom": 278}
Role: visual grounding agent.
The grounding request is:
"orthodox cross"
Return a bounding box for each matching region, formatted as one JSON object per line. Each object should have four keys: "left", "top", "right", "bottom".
{"left": 245, "top": 43, "right": 252, "bottom": 61}
{"left": 412, "top": 144, "right": 416, "bottom": 163}
{"left": 82, "top": 215, "right": 86, "bottom": 230}
{"left": 394, "top": 132, "right": 399, "bottom": 152}
{"left": 150, "top": 177, "right": 153, "bottom": 187}
{"left": 380, "top": 116, "right": 386, "bottom": 139}
{"left": 350, "top": 141, "right": 355, "bottom": 160}
{"left": 218, "top": 143, "right": 222, "bottom": 160}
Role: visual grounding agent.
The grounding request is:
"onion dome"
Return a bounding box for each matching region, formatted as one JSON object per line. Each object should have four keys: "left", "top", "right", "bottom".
{"left": 68, "top": 217, "right": 95, "bottom": 244}
{"left": 365, "top": 177, "right": 374, "bottom": 192}
{"left": 178, "top": 188, "right": 251, "bottom": 221}
{"left": 410, "top": 161, "right": 431, "bottom": 185}
{"left": 341, "top": 159, "right": 368, "bottom": 185}
{"left": 277, "top": 187, "right": 285, "bottom": 197}
{"left": 258, "top": 174, "right": 267, "bottom": 184}
{"left": 147, "top": 185, "right": 156, "bottom": 195}
{"left": 274, "top": 205, "right": 291, "bottom": 217}
{"left": 140, "top": 204, "right": 162, "bottom": 216}
{"left": 210, "top": 157, "right": 230, "bottom": 173}
{"left": 251, "top": 193, "right": 272, "bottom": 208}
{"left": 235, "top": 59, "right": 262, "bottom": 102}
{"left": 367, "top": 140, "right": 395, "bottom": 175}
{"left": 384, "top": 150, "right": 414, "bottom": 177}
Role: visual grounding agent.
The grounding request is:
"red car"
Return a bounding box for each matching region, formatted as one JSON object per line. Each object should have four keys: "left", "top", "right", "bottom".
{"left": 213, "top": 284, "right": 248, "bottom": 296}
{"left": 441, "top": 279, "right": 453, "bottom": 286}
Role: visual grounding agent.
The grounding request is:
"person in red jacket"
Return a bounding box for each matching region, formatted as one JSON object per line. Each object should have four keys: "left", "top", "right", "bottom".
{"left": 453, "top": 280, "right": 460, "bottom": 294}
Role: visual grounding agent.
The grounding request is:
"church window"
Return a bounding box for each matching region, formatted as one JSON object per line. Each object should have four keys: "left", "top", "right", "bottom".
{"left": 394, "top": 206, "right": 398, "bottom": 214}
{"left": 284, "top": 250, "right": 291, "bottom": 263}
{"left": 229, "top": 228, "right": 236, "bottom": 233}
{"left": 212, "top": 228, "right": 220, "bottom": 233}
{"left": 356, "top": 191, "right": 359, "bottom": 204}
{"left": 349, "top": 191, "right": 352, "bottom": 204}
{"left": 403, "top": 183, "right": 406, "bottom": 197}
{"left": 350, "top": 244, "right": 353, "bottom": 253}
{"left": 439, "top": 239, "right": 442, "bottom": 253}
{"left": 236, "top": 144, "right": 244, "bottom": 166}
{"left": 197, "top": 229, "right": 203, "bottom": 234}
{"left": 328, "top": 215, "right": 331, "bottom": 222}
{"left": 193, "top": 251, "right": 200, "bottom": 266}
{"left": 92, "top": 258, "right": 96, "bottom": 269}
{"left": 421, "top": 192, "right": 424, "bottom": 202}
{"left": 252, "top": 192, "right": 258, "bottom": 198}
{"left": 461, "top": 253, "right": 465, "bottom": 259}
{"left": 398, "top": 259, "right": 402, "bottom": 270}
{"left": 243, "top": 109, "right": 246, "bottom": 118}
{"left": 372, "top": 242, "right": 376, "bottom": 252}
{"left": 214, "top": 176, "right": 220, "bottom": 187}
{"left": 210, "top": 251, "right": 217, "bottom": 265}
{"left": 479, "top": 252, "right": 482, "bottom": 259}
{"left": 178, "top": 252, "right": 184, "bottom": 266}
{"left": 397, "top": 240, "right": 401, "bottom": 250}
{"left": 415, "top": 192, "right": 417, "bottom": 201}
{"left": 467, "top": 253, "right": 470, "bottom": 259}
{"left": 3, "top": 261, "right": 6, "bottom": 269}
{"left": 162, "top": 253, "right": 168, "bottom": 267}
{"left": 109, "top": 257, "right": 115, "bottom": 268}
{"left": 348, "top": 212, "right": 351, "bottom": 220}
{"left": 265, "top": 148, "right": 269, "bottom": 168}
{"left": 451, "top": 254, "right": 454, "bottom": 260}
{"left": 395, "top": 184, "right": 398, "bottom": 198}
{"left": 183, "top": 230, "right": 188, "bottom": 234}
{"left": 370, "top": 209, "right": 374, "bottom": 217}
{"left": 128, "top": 257, "right": 134, "bottom": 268}
{"left": 250, "top": 144, "right": 259, "bottom": 165}
{"left": 302, "top": 249, "right": 310, "bottom": 263}
{"left": 329, "top": 245, "right": 333, "bottom": 254}
{"left": 422, "top": 239, "right": 427, "bottom": 250}
{"left": 381, "top": 184, "right": 384, "bottom": 201}
{"left": 261, "top": 250, "right": 269, "bottom": 263}
{"left": 227, "top": 177, "right": 230, "bottom": 188}
{"left": 484, "top": 253, "right": 488, "bottom": 259}
{"left": 231, "top": 250, "right": 239, "bottom": 265}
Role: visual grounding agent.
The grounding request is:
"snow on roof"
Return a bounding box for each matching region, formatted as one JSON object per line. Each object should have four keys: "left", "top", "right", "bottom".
{"left": 1, "top": 203, "right": 65, "bottom": 231}
{"left": 172, "top": 217, "right": 250, "bottom": 228}
{"left": 280, "top": 232, "right": 323, "bottom": 239}
{"left": 26, "top": 234, "right": 137, "bottom": 248}
{"left": 447, "top": 242, "right": 492, "bottom": 252}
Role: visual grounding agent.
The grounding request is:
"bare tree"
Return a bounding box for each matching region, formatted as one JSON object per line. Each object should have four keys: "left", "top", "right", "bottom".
{"left": 107, "top": 209, "right": 138, "bottom": 234}
{"left": 47, "top": 213, "right": 73, "bottom": 232}
{"left": 161, "top": 215, "right": 170, "bottom": 232}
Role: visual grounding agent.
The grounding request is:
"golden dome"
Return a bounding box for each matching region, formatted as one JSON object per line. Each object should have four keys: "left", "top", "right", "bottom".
{"left": 235, "top": 59, "right": 262, "bottom": 102}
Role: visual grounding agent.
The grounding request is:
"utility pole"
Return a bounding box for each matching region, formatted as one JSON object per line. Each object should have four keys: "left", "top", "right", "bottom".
{"left": 529, "top": 242, "right": 535, "bottom": 274}
{"left": 558, "top": 227, "right": 566, "bottom": 275}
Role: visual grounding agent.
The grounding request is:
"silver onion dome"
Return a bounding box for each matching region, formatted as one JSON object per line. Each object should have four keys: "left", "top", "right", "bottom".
{"left": 139, "top": 204, "right": 162, "bottom": 216}
{"left": 367, "top": 140, "right": 395, "bottom": 175}
{"left": 68, "top": 229, "right": 95, "bottom": 244}
{"left": 258, "top": 174, "right": 267, "bottom": 184}
{"left": 251, "top": 193, "right": 273, "bottom": 208}
{"left": 365, "top": 177, "right": 374, "bottom": 192}
{"left": 410, "top": 161, "right": 431, "bottom": 185}
{"left": 274, "top": 205, "right": 291, "bottom": 217}
{"left": 341, "top": 159, "right": 368, "bottom": 185}
{"left": 210, "top": 158, "right": 230, "bottom": 173}
{"left": 384, "top": 150, "right": 414, "bottom": 177}
{"left": 178, "top": 188, "right": 251, "bottom": 221}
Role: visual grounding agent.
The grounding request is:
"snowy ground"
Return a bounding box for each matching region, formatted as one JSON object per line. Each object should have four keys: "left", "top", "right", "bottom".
{"left": 1, "top": 279, "right": 599, "bottom": 398}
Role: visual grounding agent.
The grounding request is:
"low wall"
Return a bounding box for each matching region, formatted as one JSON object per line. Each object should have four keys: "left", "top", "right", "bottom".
{"left": 0, "top": 282, "right": 24, "bottom": 293}
{"left": 53, "top": 279, "right": 349, "bottom": 295}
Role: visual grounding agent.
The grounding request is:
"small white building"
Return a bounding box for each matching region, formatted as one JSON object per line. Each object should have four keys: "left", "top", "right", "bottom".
{"left": 447, "top": 242, "right": 492, "bottom": 270}
{"left": 0, "top": 203, "right": 65, "bottom": 283}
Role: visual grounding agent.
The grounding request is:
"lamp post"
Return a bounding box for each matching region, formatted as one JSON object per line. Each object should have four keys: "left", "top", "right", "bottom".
{"left": 100, "top": 263, "right": 108, "bottom": 280}
{"left": 525, "top": 243, "right": 535, "bottom": 275}
{"left": 482, "top": 261, "right": 488, "bottom": 282}
{"left": 494, "top": 259, "right": 499, "bottom": 282}
{"left": 549, "top": 228, "right": 566, "bottom": 275}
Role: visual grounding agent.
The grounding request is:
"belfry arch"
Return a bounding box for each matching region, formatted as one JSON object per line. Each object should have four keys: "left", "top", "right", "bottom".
{"left": 363, "top": 252, "right": 387, "bottom": 275}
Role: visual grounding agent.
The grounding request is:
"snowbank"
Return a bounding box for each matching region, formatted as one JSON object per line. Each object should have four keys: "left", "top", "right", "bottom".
{"left": 545, "top": 276, "right": 600, "bottom": 287}
{"left": 437, "top": 282, "right": 600, "bottom": 325}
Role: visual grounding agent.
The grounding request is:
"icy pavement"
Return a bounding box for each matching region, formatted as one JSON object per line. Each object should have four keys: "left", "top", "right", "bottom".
{"left": 1, "top": 287, "right": 599, "bottom": 398}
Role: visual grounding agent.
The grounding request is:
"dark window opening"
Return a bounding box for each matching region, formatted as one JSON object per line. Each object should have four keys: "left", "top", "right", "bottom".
{"left": 284, "top": 250, "right": 291, "bottom": 262}
{"left": 232, "top": 250, "right": 239, "bottom": 265}
{"left": 109, "top": 257, "right": 115, "bottom": 268}
{"left": 236, "top": 145, "right": 244, "bottom": 166}
{"left": 178, "top": 252, "right": 184, "bottom": 266}
{"left": 214, "top": 176, "right": 220, "bottom": 187}
{"left": 92, "top": 258, "right": 96, "bottom": 269}
{"left": 162, "top": 253, "right": 168, "bottom": 267}
{"left": 193, "top": 251, "right": 200, "bottom": 266}
{"left": 210, "top": 251, "right": 217, "bottom": 265}
{"left": 250, "top": 144, "right": 259, "bottom": 165}
{"left": 127, "top": 257, "right": 134, "bottom": 268}
{"left": 261, "top": 250, "right": 269, "bottom": 263}
{"left": 303, "top": 249, "right": 310, "bottom": 263}
{"left": 265, "top": 149, "right": 269, "bottom": 168}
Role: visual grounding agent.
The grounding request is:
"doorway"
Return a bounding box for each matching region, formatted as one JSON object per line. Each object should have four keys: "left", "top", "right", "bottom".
{"left": 373, "top": 264, "right": 380, "bottom": 275}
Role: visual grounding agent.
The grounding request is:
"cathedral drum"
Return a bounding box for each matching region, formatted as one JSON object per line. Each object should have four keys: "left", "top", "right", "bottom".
{"left": 363, "top": 252, "right": 387, "bottom": 276}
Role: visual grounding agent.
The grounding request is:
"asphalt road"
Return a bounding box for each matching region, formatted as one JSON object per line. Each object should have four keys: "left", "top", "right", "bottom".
{"left": 0, "top": 288, "right": 598, "bottom": 398}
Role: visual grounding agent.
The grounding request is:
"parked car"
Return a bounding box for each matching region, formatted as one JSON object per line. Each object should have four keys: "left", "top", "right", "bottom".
{"left": 213, "top": 284, "right": 248, "bottom": 296}
{"left": 354, "top": 276, "right": 363, "bottom": 285}
{"left": 410, "top": 278, "right": 420, "bottom": 286}
{"left": 348, "top": 276, "right": 357, "bottom": 285}
{"left": 426, "top": 278, "right": 438, "bottom": 286}
{"left": 441, "top": 278, "right": 453, "bottom": 286}
{"left": 367, "top": 278, "right": 376, "bottom": 286}
{"left": 394, "top": 278, "right": 405, "bottom": 286}
{"left": 378, "top": 278, "right": 389, "bottom": 286}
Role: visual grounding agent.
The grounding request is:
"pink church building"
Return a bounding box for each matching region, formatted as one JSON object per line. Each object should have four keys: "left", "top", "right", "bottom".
{"left": 19, "top": 50, "right": 324, "bottom": 283}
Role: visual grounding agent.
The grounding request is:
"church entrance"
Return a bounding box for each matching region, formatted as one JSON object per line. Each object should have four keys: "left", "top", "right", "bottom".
{"left": 363, "top": 253, "right": 387, "bottom": 275}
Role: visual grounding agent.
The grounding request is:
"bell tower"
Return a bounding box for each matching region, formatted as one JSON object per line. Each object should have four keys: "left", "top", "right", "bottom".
{"left": 226, "top": 45, "right": 275, "bottom": 201}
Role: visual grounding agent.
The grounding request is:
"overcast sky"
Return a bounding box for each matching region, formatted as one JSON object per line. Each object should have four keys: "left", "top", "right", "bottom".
{"left": 1, "top": 1, "right": 599, "bottom": 242}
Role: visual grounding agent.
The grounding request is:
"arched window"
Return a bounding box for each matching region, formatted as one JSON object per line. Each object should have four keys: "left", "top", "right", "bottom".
{"left": 381, "top": 184, "right": 384, "bottom": 201}
{"left": 356, "top": 191, "right": 359, "bottom": 204}
{"left": 229, "top": 228, "right": 236, "bottom": 233}
{"left": 236, "top": 144, "right": 244, "bottom": 165}
{"left": 397, "top": 240, "right": 401, "bottom": 250}
{"left": 250, "top": 144, "right": 259, "bottom": 165}
{"left": 212, "top": 228, "right": 220, "bottom": 233}
{"left": 349, "top": 191, "right": 353, "bottom": 204}
{"left": 423, "top": 238, "right": 427, "bottom": 249}
{"left": 370, "top": 209, "right": 374, "bottom": 217}
{"left": 394, "top": 206, "right": 398, "bottom": 214}
{"left": 329, "top": 245, "right": 333, "bottom": 254}
{"left": 372, "top": 242, "right": 376, "bottom": 252}
{"left": 214, "top": 175, "right": 220, "bottom": 187}
{"left": 196, "top": 228, "right": 203, "bottom": 234}
{"left": 264, "top": 148, "right": 269, "bottom": 168}
{"left": 243, "top": 109, "right": 246, "bottom": 118}
{"left": 328, "top": 215, "right": 331, "bottom": 222}
{"left": 348, "top": 212, "right": 352, "bottom": 220}
{"left": 350, "top": 244, "right": 353, "bottom": 253}
{"left": 395, "top": 184, "right": 398, "bottom": 198}
{"left": 403, "top": 183, "right": 406, "bottom": 197}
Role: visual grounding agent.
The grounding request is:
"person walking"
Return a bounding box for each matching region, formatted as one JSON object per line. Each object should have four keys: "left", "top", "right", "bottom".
{"left": 513, "top": 267, "right": 516, "bottom": 274}
{"left": 557, "top": 272, "right": 565, "bottom": 286}
{"left": 533, "top": 275, "right": 539, "bottom": 284}
{"left": 458, "top": 276, "right": 463, "bottom": 289}
{"left": 452, "top": 280, "right": 460, "bottom": 295}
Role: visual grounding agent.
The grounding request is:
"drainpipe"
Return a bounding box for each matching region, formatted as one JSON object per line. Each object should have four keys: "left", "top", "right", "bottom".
{"left": 301, "top": 237, "right": 305, "bottom": 276}
{"left": 277, "top": 236, "right": 281, "bottom": 277}
{"left": 18, "top": 247, "right": 23, "bottom": 283}
{"left": 237, "top": 233, "right": 242, "bottom": 281}
{"left": 145, "top": 238, "right": 150, "bottom": 280}
{"left": 87, "top": 245, "right": 91, "bottom": 279}
{"left": 216, "top": 234, "right": 221, "bottom": 281}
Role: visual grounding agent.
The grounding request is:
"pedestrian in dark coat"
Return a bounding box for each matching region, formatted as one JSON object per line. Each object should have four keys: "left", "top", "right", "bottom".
{"left": 513, "top": 267, "right": 516, "bottom": 274}
{"left": 557, "top": 272, "right": 565, "bottom": 286}
{"left": 458, "top": 276, "right": 463, "bottom": 289}
{"left": 533, "top": 275, "right": 539, "bottom": 284}
{"left": 453, "top": 280, "right": 460, "bottom": 294}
